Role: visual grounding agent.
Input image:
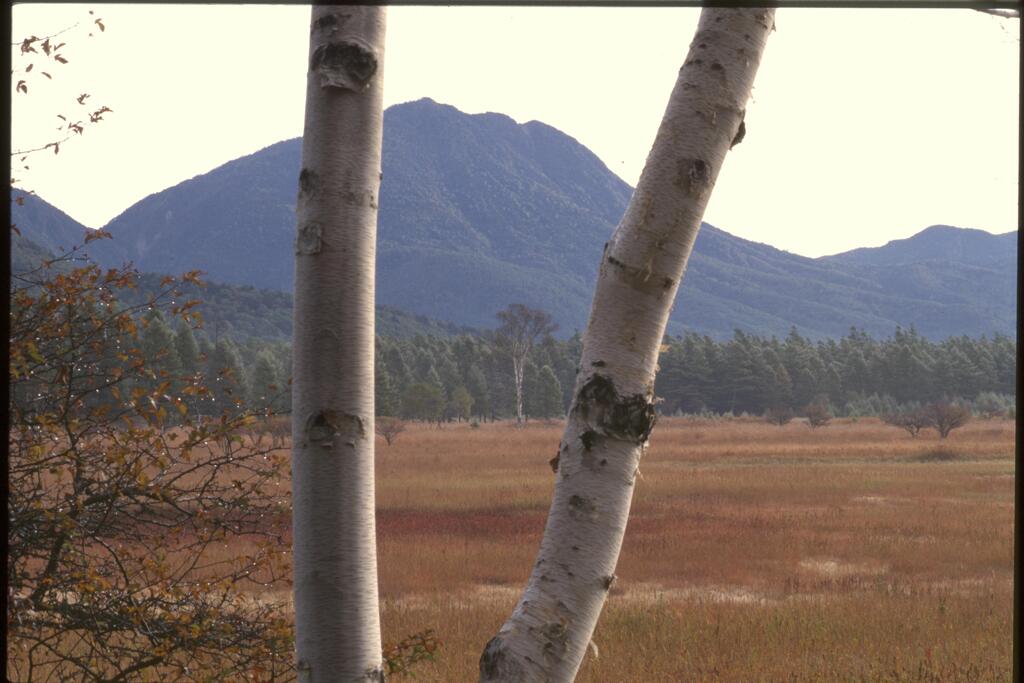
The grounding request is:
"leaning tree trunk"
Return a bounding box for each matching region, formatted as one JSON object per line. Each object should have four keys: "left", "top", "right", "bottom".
{"left": 291, "top": 6, "right": 386, "bottom": 682}
{"left": 479, "top": 9, "right": 774, "bottom": 683}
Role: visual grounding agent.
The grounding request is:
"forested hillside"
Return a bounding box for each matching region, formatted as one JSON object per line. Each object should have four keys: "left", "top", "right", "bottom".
{"left": 11, "top": 99, "right": 1015, "bottom": 340}
{"left": 11, "top": 234, "right": 475, "bottom": 341}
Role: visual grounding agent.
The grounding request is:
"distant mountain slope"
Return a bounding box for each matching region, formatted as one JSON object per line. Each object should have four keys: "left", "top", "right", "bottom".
{"left": 822, "top": 225, "right": 1016, "bottom": 268}
{"left": 675, "top": 225, "right": 1016, "bottom": 340}
{"left": 11, "top": 234, "right": 66, "bottom": 275}
{"left": 11, "top": 190, "right": 101, "bottom": 257}
{"left": 10, "top": 232, "right": 473, "bottom": 341}
{"left": 86, "top": 139, "right": 299, "bottom": 285}
{"left": 11, "top": 99, "right": 1015, "bottom": 341}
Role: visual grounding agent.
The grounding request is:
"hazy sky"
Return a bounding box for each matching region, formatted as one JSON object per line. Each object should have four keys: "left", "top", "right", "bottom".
{"left": 11, "top": 5, "right": 1019, "bottom": 257}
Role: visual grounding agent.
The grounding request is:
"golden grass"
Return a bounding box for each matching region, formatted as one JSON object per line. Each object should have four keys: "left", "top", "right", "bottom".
{"left": 27, "top": 417, "right": 1008, "bottom": 680}
{"left": 368, "top": 417, "right": 1013, "bottom": 682}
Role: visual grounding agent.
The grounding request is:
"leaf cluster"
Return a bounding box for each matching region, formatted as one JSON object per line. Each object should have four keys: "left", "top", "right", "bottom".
{"left": 382, "top": 629, "right": 442, "bottom": 677}
{"left": 11, "top": 12, "right": 113, "bottom": 177}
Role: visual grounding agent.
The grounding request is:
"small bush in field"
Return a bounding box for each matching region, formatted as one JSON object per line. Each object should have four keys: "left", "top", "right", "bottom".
{"left": 803, "top": 399, "right": 832, "bottom": 429}
{"left": 883, "top": 409, "right": 928, "bottom": 438}
{"left": 376, "top": 416, "right": 407, "bottom": 446}
{"left": 921, "top": 401, "right": 971, "bottom": 439}
{"left": 253, "top": 413, "right": 291, "bottom": 447}
{"left": 764, "top": 405, "right": 794, "bottom": 426}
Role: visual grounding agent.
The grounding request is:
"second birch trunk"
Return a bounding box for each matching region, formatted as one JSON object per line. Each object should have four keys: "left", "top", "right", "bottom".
{"left": 479, "top": 8, "right": 775, "bottom": 682}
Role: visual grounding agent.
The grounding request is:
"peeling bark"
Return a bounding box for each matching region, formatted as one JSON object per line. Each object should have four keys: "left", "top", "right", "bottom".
{"left": 292, "top": 6, "right": 386, "bottom": 682}
{"left": 295, "top": 222, "right": 323, "bottom": 255}
{"left": 478, "top": 9, "right": 773, "bottom": 683}
{"left": 311, "top": 40, "right": 378, "bottom": 91}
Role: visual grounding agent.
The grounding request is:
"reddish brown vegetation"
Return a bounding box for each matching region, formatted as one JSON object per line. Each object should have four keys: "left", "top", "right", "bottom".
{"left": 370, "top": 418, "right": 1013, "bottom": 682}
{"left": 8, "top": 257, "right": 293, "bottom": 681}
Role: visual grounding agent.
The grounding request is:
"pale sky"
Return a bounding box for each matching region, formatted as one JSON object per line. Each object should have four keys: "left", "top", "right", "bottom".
{"left": 10, "top": 5, "right": 1020, "bottom": 257}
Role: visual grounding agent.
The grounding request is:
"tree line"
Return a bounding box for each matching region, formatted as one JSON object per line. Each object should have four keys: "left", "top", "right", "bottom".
{"left": 656, "top": 326, "right": 1016, "bottom": 418}
{"left": 135, "top": 311, "right": 1015, "bottom": 424}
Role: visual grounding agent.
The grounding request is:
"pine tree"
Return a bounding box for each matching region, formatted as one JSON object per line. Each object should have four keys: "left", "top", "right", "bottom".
{"left": 375, "top": 354, "right": 399, "bottom": 417}
{"left": 437, "top": 356, "right": 462, "bottom": 401}
{"left": 449, "top": 385, "right": 474, "bottom": 422}
{"left": 175, "top": 323, "right": 201, "bottom": 376}
{"left": 140, "top": 310, "right": 181, "bottom": 383}
{"left": 535, "top": 365, "right": 564, "bottom": 419}
{"left": 782, "top": 328, "right": 820, "bottom": 409}
{"left": 206, "top": 338, "right": 248, "bottom": 411}
{"left": 382, "top": 343, "right": 412, "bottom": 392}
{"left": 425, "top": 365, "right": 444, "bottom": 395}
{"left": 248, "top": 351, "right": 281, "bottom": 412}
{"left": 400, "top": 383, "right": 445, "bottom": 423}
{"left": 657, "top": 334, "right": 713, "bottom": 414}
{"left": 466, "top": 364, "right": 490, "bottom": 421}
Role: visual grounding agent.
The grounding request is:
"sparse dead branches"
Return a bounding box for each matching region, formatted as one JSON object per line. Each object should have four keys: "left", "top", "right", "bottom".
{"left": 10, "top": 9, "right": 112, "bottom": 182}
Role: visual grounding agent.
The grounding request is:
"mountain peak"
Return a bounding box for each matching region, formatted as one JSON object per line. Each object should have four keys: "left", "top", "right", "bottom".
{"left": 390, "top": 96, "right": 445, "bottom": 112}
{"left": 823, "top": 224, "right": 1015, "bottom": 268}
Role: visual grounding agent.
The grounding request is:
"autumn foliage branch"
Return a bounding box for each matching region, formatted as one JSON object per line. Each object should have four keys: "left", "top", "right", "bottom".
{"left": 11, "top": 9, "right": 113, "bottom": 184}
{"left": 7, "top": 253, "right": 296, "bottom": 681}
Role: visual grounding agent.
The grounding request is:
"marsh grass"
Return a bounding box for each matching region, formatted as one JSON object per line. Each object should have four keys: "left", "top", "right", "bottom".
{"left": 912, "top": 448, "right": 960, "bottom": 463}
{"left": 46, "top": 418, "right": 1006, "bottom": 681}
{"left": 367, "top": 417, "right": 1013, "bottom": 681}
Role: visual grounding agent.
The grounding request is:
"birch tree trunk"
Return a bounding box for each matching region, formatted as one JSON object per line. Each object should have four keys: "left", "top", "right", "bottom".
{"left": 513, "top": 356, "right": 525, "bottom": 424}
{"left": 291, "top": 6, "right": 386, "bottom": 682}
{"left": 479, "top": 8, "right": 774, "bottom": 682}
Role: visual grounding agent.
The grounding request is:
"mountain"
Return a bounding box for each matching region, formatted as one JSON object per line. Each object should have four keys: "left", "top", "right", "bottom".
{"left": 821, "top": 225, "right": 1016, "bottom": 269}
{"left": 375, "top": 100, "right": 632, "bottom": 330}
{"left": 10, "top": 191, "right": 98, "bottom": 261}
{"left": 64, "top": 98, "right": 631, "bottom": 331}
{"left": 12, "top": 99, "right": 1016, "bottom": 341}
{"left": 672, "top": 225, "right": 1016, "bottom": 340}
{"left": 9, "top": 228, "right": 474, "bottom": 342}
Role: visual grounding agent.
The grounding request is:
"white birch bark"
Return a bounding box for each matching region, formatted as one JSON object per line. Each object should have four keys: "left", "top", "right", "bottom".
{"left": 479, "top": 9, "right": 774, "bottom": 682}
{"left": 513, "top": 356, "right": 525, "bottom": 424}
{"left": 291, "top": 6, "right": 386, "bottom": 682}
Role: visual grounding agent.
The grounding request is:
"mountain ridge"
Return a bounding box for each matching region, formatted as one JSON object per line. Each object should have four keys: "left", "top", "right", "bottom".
{"left": 821, "top": 224, "right": 1016, "bottom": 268}
{"left": 11, "top": 98, "right": 1015, "bottom": 341}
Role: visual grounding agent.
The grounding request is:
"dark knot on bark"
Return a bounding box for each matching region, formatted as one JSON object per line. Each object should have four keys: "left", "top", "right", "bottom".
{"left": 573, "top": 374, "right": 657, "bottom": 446}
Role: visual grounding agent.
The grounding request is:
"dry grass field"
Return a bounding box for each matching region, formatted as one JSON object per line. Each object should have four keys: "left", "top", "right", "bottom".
{"left": 358, "top": 416, "right": 1013, "bottom": 682}
{"left": 45, "top": 416, "right": 1008, "bottom": 681}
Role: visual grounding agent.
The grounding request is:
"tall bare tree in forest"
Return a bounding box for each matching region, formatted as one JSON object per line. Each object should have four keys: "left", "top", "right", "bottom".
{"left": 290, "top": 5, "right": 387, "bottom": 681}
{"left": 479, "top": 8, "right": 775, "bottom": 682}
{"left": 495, "top": 304, "right": 557, "bottom": 425}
